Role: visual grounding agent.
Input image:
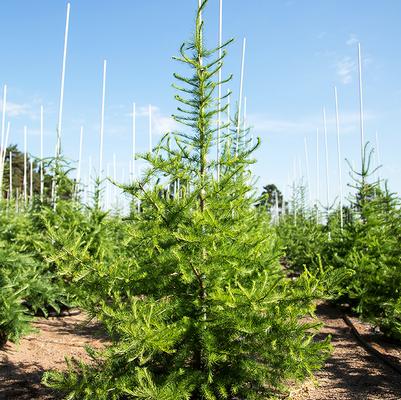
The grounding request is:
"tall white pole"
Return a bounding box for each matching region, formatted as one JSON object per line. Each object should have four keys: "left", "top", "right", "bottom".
{"left": 0, "top": 122, "right": 10, "bottom": 201}
{"left": 148, "top": 104, "right": 152, "bottom": 153}
{"left": 23, "top": 126, "right": 27, "bottom": 206}
{"left": 52, "top": 3, "right": 71, "bottom": 211}
{"left": 0, "top": 85, "right": 7, "bottom": 199}
{"left": 216, "top": 0, "right": 223, "bottom": 181}
{"left": 0, "top": 122, "right": 11, "bottom": 199}
{"left": 106, "top": 163, "right": 111, "bottom": 209}
{"left": 132, "top": 102, "right": 136, "bottom": 182}
{"left": 77, "top": 126, "right": 84, "bottom": 183}
{"left": 316, "top": 128, "right": 320, "bottom": 200}
{"left": 357, "top": 42, "right": 365, "bottom": 167}
{"left": 334, "top": 87, "right": 344, "bottom": 229}
{"left": 76, "top": 126, "right": 83, "bottom": 199}
{"left": 56, "top": 2, "right": 71, "bottom": 158}
{"left": 99, "top": 60, "right": 107, "bottom": 179}
{"left": 113, "top": 153, "right": 117, "bottom": 205}
{"left": 30, "top": 159, "right": 34, "bottom": 203}
{"left": 304, "top": 137, "right": 311, "bottom": 204}
{"left": 375, "top": 130, "right": 381, "bottom": 183}
{"left": 1, "top": 122, "right": 10, "bottom": 167}
{"left": 0, "top": 85, "right": 6, "bottom": 160}
{"left": 86, "top": 155, "right": 92, "bottom": 205}
{"left": 323, "top": 107, "right": 330, "bottom": 211}
{"left": 236, "top": 37, "right": 246, "bottom": 155}
{"left": 40, "top": 105, "right": 44, "bottom": 202}
{"left": 227, "top": 89, "right": 231, "bottom": 137}
{"left": 243, "top": 96, "right": 247, "bottom": 147}
{"left": 9, "top": 151, "right": 12, "bottom": 201}
{"left": 198, "top": 0, "right": 203, "bottom": 53}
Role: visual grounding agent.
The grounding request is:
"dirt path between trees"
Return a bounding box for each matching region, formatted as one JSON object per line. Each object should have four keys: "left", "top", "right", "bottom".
{"left": 293, "top": 303, "right": 401, "bottom": 400}
{"left": 0, "top": 313, "right": 108, "bottom": 400}
{"left": 1, "top": 304, "right": 401, "bottom": 400}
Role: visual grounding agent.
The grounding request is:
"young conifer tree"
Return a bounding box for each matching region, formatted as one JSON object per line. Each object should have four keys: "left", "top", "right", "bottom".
{"left": 44, "top": 1, "right": 331, "bottom": 398}
{"left": 322, "top": 146, "right": 401, "bottom": 340}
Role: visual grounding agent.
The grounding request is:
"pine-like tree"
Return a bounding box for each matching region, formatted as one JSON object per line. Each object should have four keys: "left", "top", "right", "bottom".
{"left": 322, "top": 146, "right": 401, "bottom": 339}
{"left": 44, "top": 2, "right": 331, "bottom": 398}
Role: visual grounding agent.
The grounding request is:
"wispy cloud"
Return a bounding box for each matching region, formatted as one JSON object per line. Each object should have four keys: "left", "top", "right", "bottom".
{"left": 284, "top": 0, "right": 296, "bottom": 6}
{"left": 134, "top": 105, "right": 178, "bottom": 135}
{"left": 346, "top": 33, "right": 359, "bottom": 46}
{"left": 0, "top": 99, "right": 36, "bottom": 119}
{"left": 336, "top": 57, "right": 356, "bottom": 85}
{"left": 249, "top": 111, "right": 376, "bottom": 136}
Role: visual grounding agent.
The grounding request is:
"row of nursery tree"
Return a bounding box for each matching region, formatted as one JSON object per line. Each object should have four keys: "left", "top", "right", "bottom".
{"left": 0, "top": 1, "right": 399, "bottom": 399}
{"left": 276, "top": 146, "right": 401, "bottom": 341}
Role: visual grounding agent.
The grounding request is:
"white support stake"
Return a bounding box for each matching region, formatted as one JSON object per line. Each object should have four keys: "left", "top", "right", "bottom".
{"left": 358, "top": 43, "right": 365, "bottom": 167}
{"left": 216, "top": 0, "right": 223, "bottom": 181}
{"left": 375, "top": 130, "right": 381, "bottom": 183}
{"left": 236, "top": 37, "right": 246, "bottom": 155}
{"left": 76, "top": 126, "right": 84, "bottom": 200}
{"left": 9, "top": 151, "right": 12, "bottom": 201}
{"left": 30, "top": 159, "right": 33, "bottom": 203}
{"left": 99, "top": 59, "right": 107, "bottom": 179}
{"left": 304, "top": 137, "right": 311, "bottom": 204}
{"left": 323, "top": 107, "right": 330, "bottom": 211}
{"left": 56, "top": 2, "right": 71, "bottom": 158}
{"left": 227, "top": 89, "right": 231, "bottom": 137}
{"left": 2, "top": 122, "right": 10, "bottom": 167}
{"left": 243, "top": 96, "right": 247, "bottom": 147}
{"left": 334, "top": 87, "right": 343, "bottom": 229}
{"left": 23, "top": 126, "right": 27, "bottom": 206}
{"left": 132, "top": 102, "right": 136, "bottom": 182}
{"left": 316, "top": 127, "right": 320, "bottom": 222}
{"left": 113, "top": 153, "right": 117, "bottom": 205}
{"left": 40, "top": 106, "right": 44, "bottom": 202}
{"left": 0, "top": 85, "right": 7, "bottom": 198}
{"left": 77, "top": 126, "right": 84, "bottom": 184}
{"left": 0, "top": 85, "right": 7, "bottom": 161}
{"left": 148, "top": 104, "right": 152, "bottom": 153}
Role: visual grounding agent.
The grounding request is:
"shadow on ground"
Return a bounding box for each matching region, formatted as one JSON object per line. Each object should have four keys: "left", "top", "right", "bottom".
{"left": 0, "top": 358, "right": 60, "bottom": 400}
{"left": 304, "top": 302, "right": 401, "bottom": 400}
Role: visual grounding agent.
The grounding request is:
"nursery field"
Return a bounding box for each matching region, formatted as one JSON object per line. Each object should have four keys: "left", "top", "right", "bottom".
{"left": 1, "top": 1, "right": 401, "bottom": 399}
{"left": 2, "top": 304, "right": 401, "bottom": 399}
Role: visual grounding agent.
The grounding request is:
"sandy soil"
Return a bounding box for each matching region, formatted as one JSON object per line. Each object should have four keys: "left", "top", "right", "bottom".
{"left": 0, "top": 312, "right": 108, "bottom": 400}
{"left": 1, "top": 304, "right": 401, "bottom": 400}
{"left": 292, "top": 303, "right": 401, "bottom": 400}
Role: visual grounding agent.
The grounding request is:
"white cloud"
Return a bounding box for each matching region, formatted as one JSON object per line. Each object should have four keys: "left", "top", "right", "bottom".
{"left": 134, "top": 105, "right": 179, "bottom": 135}
{"left": 336, "top": 57, "right": 356, "bottom": 85}
{"left": 0, "top": 99, "right": 35, "bottom": 119}
{"left": 346, "top": 34, "right": 359, "bottom": 46}
{"left": 249, "top": 111, "right": 376, "bottom": 136}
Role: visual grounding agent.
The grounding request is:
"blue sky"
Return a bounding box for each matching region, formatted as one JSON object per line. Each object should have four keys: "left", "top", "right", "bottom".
{"left": 1, "top": 0, "right": 401, "bottom": 206}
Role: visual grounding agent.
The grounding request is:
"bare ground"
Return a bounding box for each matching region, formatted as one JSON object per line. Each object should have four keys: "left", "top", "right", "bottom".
{"left": 1, "top": 304, "right": 401, "bottom": 400}
{"left": 292, "top": 303, "right": 401, "bottom": 400}
{"left": 0, "top": 313, "right": 108, "bottom": 400}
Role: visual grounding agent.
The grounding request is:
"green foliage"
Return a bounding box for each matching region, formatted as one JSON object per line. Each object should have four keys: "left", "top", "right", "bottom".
{"left": 0, "top": 242, "right": 40, "bottom": 344}
{"left": 0, "top": 195, "right": 76, "bottom": 326}
{"left": 0, "top": 144, "right": 55, "bottom": 201}
{"left": 0, "top": 262, "right": 32, "bottom": 345}
{"left": 278, "top": 146, "right": 401, "bottom": 340}
{"left": 275, "top": 184, "right": 326, "bottom": 274}
{"left": 324, "top": 177, "right": 401, "bottom": 339}
{"left": 43, "top": 2, "right": 331, "bottom": 398}
{"left": 256, "top": 184, "right": 287, "bottom": 213}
